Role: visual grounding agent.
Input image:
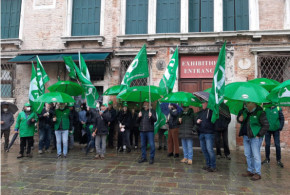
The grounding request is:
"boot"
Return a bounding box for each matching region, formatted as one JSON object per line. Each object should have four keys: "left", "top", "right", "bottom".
{"left": 187, "top": 160, "right": 192, "bottom": 165}
{"left": 180, "top": 158, "right": 188, "bottom": 163}
{"left": 251, "top": 174, "right": 261, "bottom": 181}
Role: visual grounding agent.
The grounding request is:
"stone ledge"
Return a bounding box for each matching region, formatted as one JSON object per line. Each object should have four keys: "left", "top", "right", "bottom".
{"left": 1, "top": 39, "right": 23, "bottom": 48}
{"left": 61, "top": 36, "right": 105, "bottom": 46}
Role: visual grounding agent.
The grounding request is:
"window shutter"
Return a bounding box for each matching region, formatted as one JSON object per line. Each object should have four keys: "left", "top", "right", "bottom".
{"left": 188, "top": 0, "right": 200, "bottom": 32}
{"left": 235, "top": 0, "right": 249, "bottom": 30}
{"left": 72, "top": 0, "right": 101, "bottom": 36}
{"left": 200, "top": 0, "right": 213, "bottom": 32}
{"left": 157, "top": 0, "right": 180, "bottom": 33}
{"left": 223, "top": 0, "right": 235, "bottom": 31}
{"left": 126, "top": 0, "right": 148, "bottom": 34}
{"left": 1, "top": 0, "right": 21, "bottom": 39}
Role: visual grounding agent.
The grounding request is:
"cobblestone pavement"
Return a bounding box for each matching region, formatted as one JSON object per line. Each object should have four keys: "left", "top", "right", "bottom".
{"left": 1, "top": 144, "right": 290, "bottom": 195}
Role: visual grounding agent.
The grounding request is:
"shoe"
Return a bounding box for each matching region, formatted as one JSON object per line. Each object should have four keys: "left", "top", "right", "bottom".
{"left": 89, "top": 148, "right": 94, "bottom": 153}
{"left": 251, "top": 174, "right": 261, "bottom": 181}
{"left": 63, "top": 155, "right": 67, "bottom": 158}
{"left": 117, "top": 148, "right": 124, "bottom": 153}
{"left": 202, "top": 166, "right": 210, "bottom": 171}
{"left": 241, "top": 171, "right": 254, "bottom": 177}
{"left": 180, "top": 158, "right": 188, "bottom": 163}
{"left": 57, "top": 154, "right": 62, "bottom": 159}
{"left": 126, "top": 148, "right": 131, "bottom": 153}
{"left": 149, "top": 159, "right": 154, "bottom": 164}
{"left": 261, "top": 159, "right": 270, "bottom": 165}
{"left": 138, "top": 158, "right": 147, "bottom": 163}
{"left": 134, "top": 146, "right": 138, "bottom": 149}
{"left": 277, "top": 161, "right": 284, "bottom": 168}
{"left": 163, "top": 146, "right": 167, "bottom": 150}
{"left": 174, "top": 154, "right": 179, "bottom": 158}
{"left": 94, "top": 155, "right": 100, "bottom": 159}
{"left": 167, "top": 153, "right": 173, "bottom": 157}
{"left": 38, "top": 150, "right": 43, "bottom": 154}
{"left": 216, "top": 155, "right": 222, "bottom": 159}
{"left": 225, "top": 155, "right": 231, "bottom": 160}
{"left": 17, "top": 154, "right": 24, "bottom": 159}
{"left": 187, "top": 160, "right": 192, "bottom": 165}
{"left": 27, "top": 153, "right": 33, "bottom": 158}
{"left": 158, "top": 146, "right": 162, "bottom": 150}
{"left": 100, "top": 154, "right": 105, "bottom": 160}
{"left": 207, "top": 167, "right": 217, "bottom": 172}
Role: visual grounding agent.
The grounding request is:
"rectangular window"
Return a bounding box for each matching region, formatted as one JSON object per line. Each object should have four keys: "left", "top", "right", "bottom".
{"left": 72, "top": 0, "right": 101, "bottom": 36}
{"left": 126, "top": 0, "right": 148, "bottom": 34}
{"left": 156, "top": 0, "right": 180, "bottom": 33}
{"left": 1, "top": 0, "right": 22, "bottom": 39}
{"left": 189, "top": 0, "right": 213, "bottom": 32}
{"left": 1, "top": 64, "right": 15, "bottom": 98}
{"left": 223, "top": 0, "right": 249, "bottom": 31}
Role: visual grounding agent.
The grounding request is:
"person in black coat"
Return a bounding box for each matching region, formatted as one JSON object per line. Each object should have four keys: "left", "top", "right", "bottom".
{"left": 137, "top": 99, "right": 157, "bottom": 164}
{"left": 118, "top": 102, "right": 132, "bottom": 153}
{"left": 108, "top": 101, "right": 117, "bottom": 148}
{"left": 92, "top": 104, "right": 111, "bottom": 159}
{"left": 1, "top": 103, "right": 15, "bottom": 151}
{"left": 130, "top": 104, "right": 140, "bottom": 149}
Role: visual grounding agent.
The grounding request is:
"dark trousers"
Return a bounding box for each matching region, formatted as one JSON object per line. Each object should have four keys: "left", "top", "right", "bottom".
{"left": 215, "top": 129, "right": 230, "bottom": 156}
{"left": 168, "top": 128, "right": 179, "bottom": 154}
{"left": 20, "top": 136, "right": 34, "bottom": 155}
{"left": 130, "top": 127, "right": 139, "bottom": 147}
{"left": 1, "top": 130, "right": 10, "bottom": 150}
{"left": 108, "top": 123, "right": 115, "bottom": 147}
{"left": 265, "top": 131, "right": 281, "bottom": 161}
{"left": 117, "top": 131, "right": 123, "bottom": 149}
{"left": 158, "top": 128, "right": 167, "bottom": 147}
{"left": 123, "top": 129, "right": 131, "bottom": 149}
{"left": 140, "top": 131, "right": 155, "bottom": 160}
{"left": 38, "top": 125, "right": 52, "bottom": 150}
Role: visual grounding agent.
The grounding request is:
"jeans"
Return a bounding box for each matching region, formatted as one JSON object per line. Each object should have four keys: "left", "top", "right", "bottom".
{"left": 181, "top": 138, "right": 193, "bottom": 160}
{"left": 265, "top": 131, "right": 281, "bottom": 161}
{"left": 243, "top": 136, "right": 263, "bottom": 175}
{"left": 55, "top": 130, "right": 69, "bottom": 156}
{"left": 199, "top": 134, "right": 216, "bottom": 169}
{"left": 140, "top": 131, "right": 155, "bottom": 160}
{"left": 20, "top": 136, "right": 34, "bottom": 155}
{"left": 1, "top": 130, "right": 10, "bottom": 150}
{"left": 215, "top": 129, "right": 230, "bottom": 156}
{"left": 38, "top": 125, "right": 51, "bottom": 150}
{"left": 95, "top": 135, "right": 107, "bottom": 155}
{"left": 158, "top": 128, "right": 167, "bottom": 147}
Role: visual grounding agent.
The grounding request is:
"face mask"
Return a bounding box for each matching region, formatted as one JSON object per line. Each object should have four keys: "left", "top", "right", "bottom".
{"left": 26, "top": 107, "right": 31, "bottom": 111}
{"left": 3, "top": 108, "right": 8, "bottom": 112}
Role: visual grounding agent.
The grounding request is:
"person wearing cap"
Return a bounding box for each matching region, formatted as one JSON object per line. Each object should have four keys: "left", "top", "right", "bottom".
{"left": 38, "top": 103, "right": 54, "bottom": 154}
{"left": 130, "top": 104, "right": 140, "bottom": 149}
{"left": 196, "top": 100, "right": 217, "bottom": 172}
{"left": 178, "top": 102, "right": 195, "bottom": 165}
{"left": 53, "top": 103, "right": 73, "bottom": 158}
{"left": 78, "top": 103, "right": 88, "bottom": 146}
{"left": 108, "top": 100, "right": 117, "bottom": 149}
{"left": 1, "top": 103, "right": 15, "bottom": 152}
{"left": 85, "top": 105, "right": 98, "bottom": 153}
{"left": 118, "top": 102, "right": 132, "bottom": 153}
{"left": 137, "top": 99, "right": 157, "bottom": 164}
{"left": 68, "top": 102, "right": 79, "bottom": 150}
{"left": 237, "top": 102, "right": 269, "bottom": 181}
{"left": 15, "top": 103, "right": 38, "bottom": 158}
{"left": 167, "top": 103, "right": 180, "bottom": 158}
{"left": 262, "top": 103, "right": 284, "bottom": 168}
{"left": 92, "top": 104, "right": 111, "bottom": 159}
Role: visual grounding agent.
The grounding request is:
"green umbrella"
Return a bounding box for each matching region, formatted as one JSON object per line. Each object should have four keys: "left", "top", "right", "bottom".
{"left": 160, "top": 91, "right": 202, "bottom": 107}
{"left": 103, "top": 85, "right": 126, "bottom": 96}
{"left": 248, "top": 78, "right": 280, "bottom": 91}
{"left": 48, "top": 80, "right": 84, "bottom": 96}
{"left": 225, "top": 82, "right": 270, "bottom": 103}
{"left": 117, "top": 85, "right": 162, "bottom": 102}
{"left": 35, "top": 92, "right": 75, "bottom": 103}
{"left": 267, "top": 80, "right": 290, "bottom": 106}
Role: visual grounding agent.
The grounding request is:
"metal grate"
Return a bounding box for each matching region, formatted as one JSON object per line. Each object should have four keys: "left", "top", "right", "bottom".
{"left": 119, "top": 58, "right": 152, "bottom": 86}
{"left": 1, "top": 63, "right": 15, "bottom": 98}
{"left": 258, "top": 55, "right": 290, "bottom": 83}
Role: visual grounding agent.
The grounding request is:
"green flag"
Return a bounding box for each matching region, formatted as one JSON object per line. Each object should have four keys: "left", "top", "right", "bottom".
{"left": 154, "top": 101, "right": 166, "bottom": 135}
{"left": 36, "top": 55, "right": 50, "bottom": 94}
{"left": 159, "top": 47, "right": 179, "bottom": 95}
{"left": 207, "top": 42, "right": 226, "bottom": 123}
{"left": 121, "top": 44, "right": 149, "bottom": 87}
{"left": 73, "top": 62, "right": 99, "bottom": 108}
{"left": 79, "top": 52, "right": 90, "bottom": 80}
{"left": 29, "top": 63, "right": 44, "bottom": 113}
{"left": 63, "top": 56, "right": 77, "bottom": 79}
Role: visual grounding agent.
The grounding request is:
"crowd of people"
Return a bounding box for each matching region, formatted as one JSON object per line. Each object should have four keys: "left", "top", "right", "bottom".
{"left": 0, "top": 97, "right": 285, "bottom": 181}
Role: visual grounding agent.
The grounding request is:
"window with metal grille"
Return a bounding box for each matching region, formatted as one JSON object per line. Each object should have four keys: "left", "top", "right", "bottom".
{"left": 86, "top": 62, "right": 106, "bottom": 81}
{"left": 258, "top": 54, "right": 290, "bottom": 83}
{"left": 1, "top": 63, "right": 15, "bottom": 98}
{"left": 120, "top": 58, "right": 151, "bottom": 86}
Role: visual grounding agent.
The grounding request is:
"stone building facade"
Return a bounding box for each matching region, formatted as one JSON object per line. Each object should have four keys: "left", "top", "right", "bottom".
{"left": 1, "top": 0, "right": 290, "bottom": 150}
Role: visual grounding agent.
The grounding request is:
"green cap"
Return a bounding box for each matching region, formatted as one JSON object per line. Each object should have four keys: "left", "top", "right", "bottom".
{"left": 68, "top": 102, "right": 74, "bottom": 107}
{"left": 183, "top": 102, "right": 189, "bottom": 107}
{"left": 24, "top": 103, "right": 31, "bottom": 107}
{"left": 103, "top": 103, "right": 108, "bottom": 107}
{"left": 144, "top": 98, "right": 149, "bottom": 102}
{"left": 123, "top": 103, "right": 128, "bottom": 107}
{"left": 109, "top": 100, "right": 113, "bottom": 105}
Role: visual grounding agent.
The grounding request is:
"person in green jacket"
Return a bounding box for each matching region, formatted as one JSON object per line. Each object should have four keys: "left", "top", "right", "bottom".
{"left": 262, "top": 104, "right": 285, "bottom": 167}
{"left": 53, "top": 103, "right": 72, "bottom": 158}
{"left": 15, "top": 103, "right": 38, "bottom": 158}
